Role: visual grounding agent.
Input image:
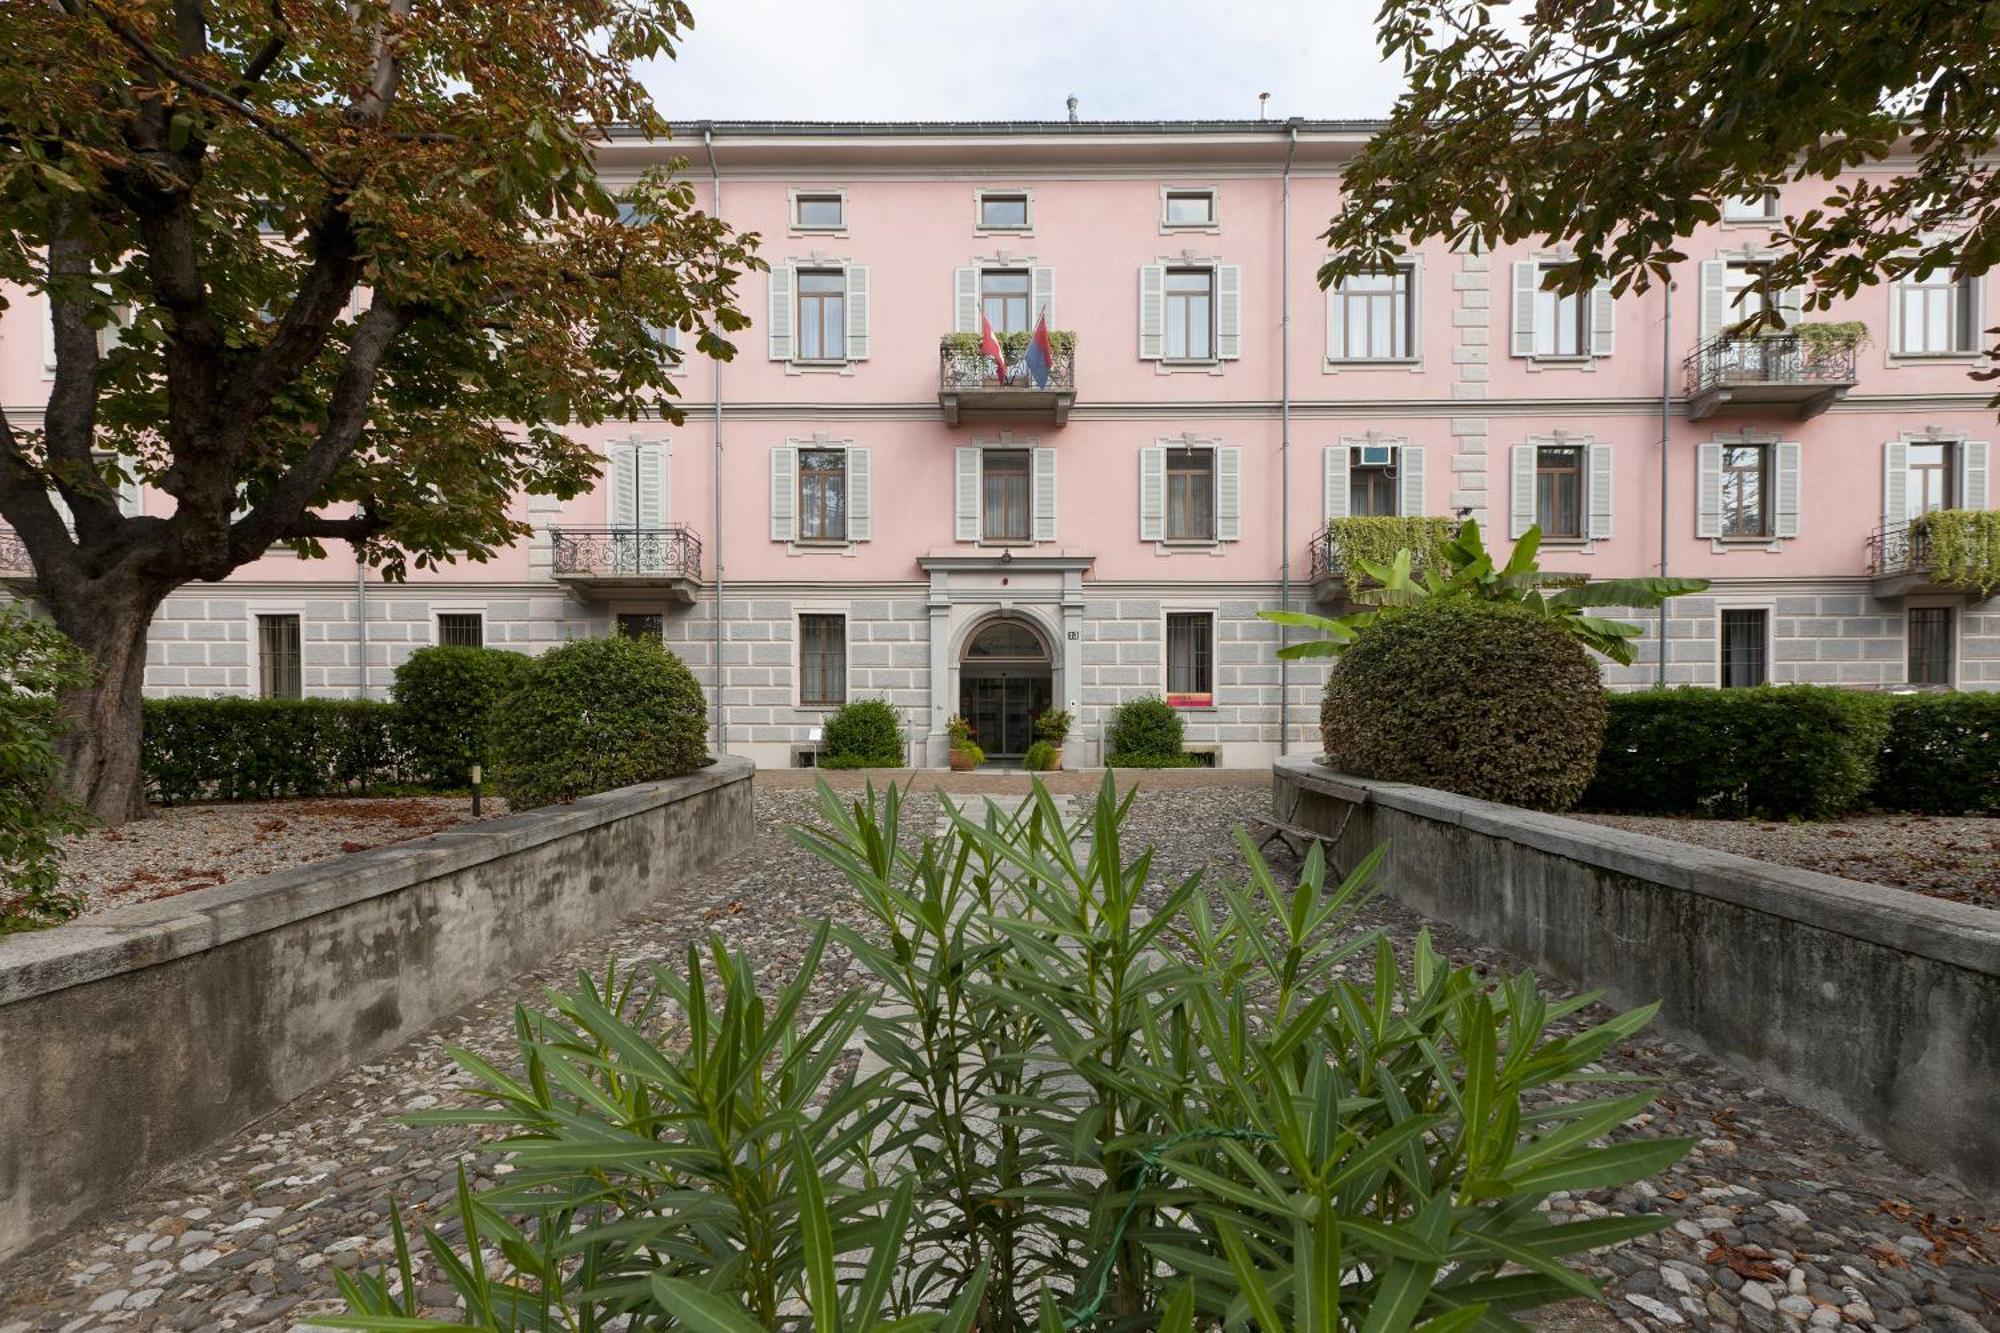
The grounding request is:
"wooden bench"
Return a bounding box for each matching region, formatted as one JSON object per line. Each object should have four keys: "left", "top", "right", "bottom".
{"left": 1249, "top": 775, "right": 1372, "bottom": 873}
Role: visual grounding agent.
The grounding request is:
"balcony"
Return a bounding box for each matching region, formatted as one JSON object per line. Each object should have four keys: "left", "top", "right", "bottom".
{"left": 937, "top": 333, "right": 1076, "bottom": 427}
{"left": 548, "top": 525, "right": 703, "bottom": 603}
{"left": 1683, "top": 332, "right": 1858, "bottom": 422}
{"left": 1307, "top": 515, "right": 1459, "bottom": 605}
{"left": 1868, "top": 512, "right": 2000, "bottom": 598}
{"left": 0, "top": 531, "right": 32, "bottom": 592}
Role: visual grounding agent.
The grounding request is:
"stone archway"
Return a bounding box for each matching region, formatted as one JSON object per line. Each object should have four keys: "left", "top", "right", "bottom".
{"left": 957, "top": 615, "right": 1054, "bottom": 761}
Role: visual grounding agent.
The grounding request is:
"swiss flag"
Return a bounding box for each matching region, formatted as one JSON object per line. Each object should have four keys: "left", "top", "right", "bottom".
{"left": 979, "top": 310, "right": 1007, "bottom": 384}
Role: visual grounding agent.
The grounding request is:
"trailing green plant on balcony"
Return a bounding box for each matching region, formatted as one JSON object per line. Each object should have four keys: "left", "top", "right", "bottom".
{"left": 1911, "top": 508, "right": 2000, "bottom": 595}
{"left": 942, "top": 328, "right": 1078, "bottom": 359}
{"left": 1791, "top": 320, "right": 1870, "bottom": 355}
{"left": 1325, "top": 515, "right": 1458, "bottom": 589}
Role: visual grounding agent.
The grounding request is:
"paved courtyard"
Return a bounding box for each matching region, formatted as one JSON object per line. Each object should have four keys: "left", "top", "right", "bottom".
{"left": 0, "top": 775, "right": 1994, "bottom": 1332}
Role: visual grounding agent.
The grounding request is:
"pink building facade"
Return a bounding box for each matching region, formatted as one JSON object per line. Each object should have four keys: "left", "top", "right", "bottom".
{"left": 4, "top": 120, "right": 1996, "bottom": 768}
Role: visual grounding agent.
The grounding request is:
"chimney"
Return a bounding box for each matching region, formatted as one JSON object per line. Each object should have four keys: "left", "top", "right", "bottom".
{"left": 1066, "top": 95, "right": 1079, "bottom": 123}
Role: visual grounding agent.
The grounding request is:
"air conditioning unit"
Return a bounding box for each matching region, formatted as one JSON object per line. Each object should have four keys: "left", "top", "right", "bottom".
{"left": 1356, "top": 444, "right": 1397, "bottom": 468}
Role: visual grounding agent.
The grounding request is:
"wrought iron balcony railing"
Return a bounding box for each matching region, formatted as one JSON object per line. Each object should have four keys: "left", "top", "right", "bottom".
{"left": 938, "top": 337, "right": 1076, "bottom": 394}
{"left": 1867, "top": 521, "right": 1926, "bottom": 580}
{"left": 549, "top": 525, "right": 702, "bottom": 579}
{"left": 1684, "top": 333, "right": 1859, "bottom": 395}
{"left": 0, "top": 531, "right": 30, "bottom": 573}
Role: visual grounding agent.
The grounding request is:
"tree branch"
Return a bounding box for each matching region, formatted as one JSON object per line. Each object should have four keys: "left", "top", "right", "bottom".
{"left": 350, "top": 0, "right": 414, "bottom": 123}
{"left": 42, "top": 197, "right": 125, "bottom": 542}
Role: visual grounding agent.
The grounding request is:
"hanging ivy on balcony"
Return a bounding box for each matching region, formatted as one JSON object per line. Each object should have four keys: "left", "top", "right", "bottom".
{"left": 1913, "top": 509, "right": 2000, "bottom": 595}
{"left": 1326, "top": 515, "right": 1458, "bottom": 590}
{"left": 1791, "top": 320, "right": 1870, "bottom": 355}
{"left": 943, "top": 329, "right": 1078, "bottom": 359}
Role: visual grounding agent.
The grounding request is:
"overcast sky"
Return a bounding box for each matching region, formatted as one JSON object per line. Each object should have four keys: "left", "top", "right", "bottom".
{"left": 638, "top": 1, "right": 1405, "bottom": 122}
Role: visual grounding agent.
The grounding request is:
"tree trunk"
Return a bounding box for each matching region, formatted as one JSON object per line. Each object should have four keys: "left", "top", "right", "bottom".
{"left": 50, "top": 581, "right": 162, "bottom": 828}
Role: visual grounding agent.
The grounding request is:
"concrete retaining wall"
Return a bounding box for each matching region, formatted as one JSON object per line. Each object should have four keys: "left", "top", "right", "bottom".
{"left": 1272, "top": 756, "right": 2000, "bottom": 1196}
{"left": 0, "top": 757, "right": 754, "bottom": 1263}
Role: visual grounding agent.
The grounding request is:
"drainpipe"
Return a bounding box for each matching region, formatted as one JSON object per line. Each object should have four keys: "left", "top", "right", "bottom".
{"left": 704, "top": 124, "right": 728, "bottom": 752}
{"left": 1278, "top": 121, "right": 1300, "bottom": 753}
{"left": 1658, "top": 278, "right": 1673, "bottom": 687}
{"left": 354, "top": 546, "right": 369, "bottom": 699}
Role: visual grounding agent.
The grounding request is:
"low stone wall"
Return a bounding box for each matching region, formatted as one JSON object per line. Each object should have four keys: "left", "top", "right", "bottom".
{"left": 0, "top": 757, "right": 754, "bottom": 1264}
{"left": 1272, "top": 756, "right": 2000, "bottom": 1196}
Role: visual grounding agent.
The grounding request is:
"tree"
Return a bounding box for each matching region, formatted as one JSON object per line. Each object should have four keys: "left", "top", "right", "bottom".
{"left": 0, "top": 0, "right": 759, "bottom": 824}
{"left": 1322, "top": 2, "right": 2000, "bottom": 349}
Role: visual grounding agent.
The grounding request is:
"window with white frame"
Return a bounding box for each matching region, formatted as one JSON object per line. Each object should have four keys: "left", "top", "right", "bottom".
{"left": 1896, "top": 269, "right": 1980, "bottom": 355}
{"left": 1511, "top": 261, "right": 1613, "bottom": 360}
{"left": 772, "top": 442, "right": 870, "bottom": 545}
{"left": 793, "top": 192, "right": 845, "bottom": 230}
{"left": 1349, "top": 442, "right": 1399, "bottom": 516}
{"left": 981, "top": 449, "right": 1032, "bottom": 542}
{"left": 1165, "top": 612, "right": 1213, "bottom": 705}
{"left": 796, "top": 269, "right": 846, "bottom": 362}
{"left": 977, "top": 191, "right": 1030, "bottom": 231}
{"left": 1719, "top": 608, "right": 1769, "bottom": 687}
{"left": 981, "top": 269, "right": 1031, "bottom": 336}
{"left": 1165, "top": 447, "right": 1215, "bottom": 541}
{"left": 955, "top": 445, "right": 1055, "bottom": 544}
{"left": 1329, "top": 266, "right": 1416, "bottom": 361}
{"left": 1163, "top": 189, "right": 1217, "bottom": 229}
{"left": 1534, "top": 264, "right": 1590, "bottom": 358}
{"left": 1536, "top": 444, "right": 1586, "bottom": 538}
{"left": 1719, "top": 444, "right": 1771, "bottom": 538}
{"left": 767, "top": 264, "right": 869, "bottom": 365}
{"left": 1139, "top": 263, "right": 1241, "bottom": 363}
{"left": 798, "top": 447, "right": 849, "bottom": 543}
{"left": 436, "top": 613, "right": 484, "bottom": 649}
{"left": 1722, "top": 192, "right": 1779, "bottom": 223}
{"left": 1163, "top": 268, "right": 1215, "bottom": 360}
{"left": 1141, "top": 441, "right": 1240, "bottom": 543}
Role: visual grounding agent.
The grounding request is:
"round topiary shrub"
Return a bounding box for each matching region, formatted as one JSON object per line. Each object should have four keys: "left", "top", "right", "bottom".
{"left": 1023, "top": 740, "right": 1057, "bottom": 772}
{"left": 1320, "top": 601, "right": 1607, "bottom": 811}
{"left": 391, "top": 645, "right": 534, "bottom": 789}
{"left": 1106, "top": 695, "right": 1185, "bottom": 762}
{"left": 820, "top": 698, "right": 905, "bottom": 767}
{"left": 489, "top": 636, "right": 708, "bottom": 810}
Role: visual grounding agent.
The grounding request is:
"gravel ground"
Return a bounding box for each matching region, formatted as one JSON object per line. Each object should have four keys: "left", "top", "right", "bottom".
{"left": 1, "top": 777, "right": 1995, "bottom": 1332}
{"left": 1574, "top": 812, "right": 2000, "bottom": 912}
{"left": 57, "top": 797, "right": 507, "bottom": 917}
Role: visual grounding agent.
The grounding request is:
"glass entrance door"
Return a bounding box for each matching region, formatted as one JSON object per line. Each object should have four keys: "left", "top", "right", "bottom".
{"left": 960, "top": 673, "right": 1050, "bottom": 759}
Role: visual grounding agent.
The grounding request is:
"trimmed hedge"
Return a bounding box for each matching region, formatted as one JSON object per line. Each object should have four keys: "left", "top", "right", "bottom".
{"left": 1106, "top": 696, "right": 1186, "bottom": 761}
{"left": 391, "top": 645, "right": 533, "bottom": 789}
{"left": 1585, "top": 686, "right": 1892, "bottom": 820}
{"left": 821, "top": 699, "right": 905, "bottom": 767}
{"left": 142, "top": 697, "right": 408, "bottom": 803}
{"left": 1872, "top": 693, "right": 2000, "bottom": 815}
{"left": 1323, "top": 602, "right": 1606, "bottom": 812}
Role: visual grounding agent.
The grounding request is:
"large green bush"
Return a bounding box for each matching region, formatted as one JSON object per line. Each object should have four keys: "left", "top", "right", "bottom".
{"left": 1323, "top": 601, "right": 1607, "bottom": 811}
{"left": 142, "top": 697, "right": 407, "bottom": 804}
{"left": 1871, "top": 692, "right": 2000, "bottom": 815}
{"left": 488, "top": 635, "right": 707, "bottom": 809}
{"left": 1105, "top": 694, "right": 1186, "bottom": 762}
{"left": 390, "top": 645, "right": 532, "bottom": 789}
{"left": 1586, "top": 687, "right": 1892, "bottom": 819}
{"left": 0, "top": 607, "right": 93, "bottom": 932}
{"left": 819, "top": 697, "right": 904, "bottom": 767}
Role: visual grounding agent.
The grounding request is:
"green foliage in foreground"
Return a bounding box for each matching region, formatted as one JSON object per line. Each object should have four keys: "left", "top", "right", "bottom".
{"left": 142, "top": 698, "right": 409, "bottom": 804}
{"left": 821, "top": 698, "right": 906, "bottom": 767}
{"left": 1872, "top": 692, "right": 2000, "bottom": 816}
{"left": 1910, "top": 509, "right": 2000, "bottom": 597}
{"left": 315, "top": 774, "right": 1688, "bottom": 1331}
{"left": 391, "top": 646, "right": 534, "bottom": 790}
{"left": 1105, "top": 694, "right": 1187, "bottom": 760}
{"left": 0, "top": 608, "right": 93, "bottom": 932}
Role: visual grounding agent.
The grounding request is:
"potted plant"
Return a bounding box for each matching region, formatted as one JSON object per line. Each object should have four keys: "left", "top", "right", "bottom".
{"left": 1033, "top": 707, "right": 1072, "bottom": 770}
{"left": 946, "top": 715, "right": 984, "bottom": 772}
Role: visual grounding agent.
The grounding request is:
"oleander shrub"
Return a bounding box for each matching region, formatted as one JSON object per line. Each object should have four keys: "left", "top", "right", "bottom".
{"left": 1022, "top": 739, "right": 1057, "bottom": 771}
{"left": 0, "top": 608, "right": 93, "bottom": 932}
{"left": 819, "top": 698, "right": 904, "bottom": 767}
{"left": 1585, "top": 686, "right": 1892, "bottom": 819}
{"left": 1323, "top": 601, "right": 1607, "bottom": 811}
{"left": 141, "top": 697, "right": 407, "bottom": 804}
{"left": 390, "top": 645, "right": 533, "bottom": 789}
{"left": 489, "top": 636, "right": 707, "bottom": 809}
{"left": 1105, "top": 694, "right": 1185, "bottom": 762}
{"left": 1870, "top": 692, "right": 2000, "bottom": 815}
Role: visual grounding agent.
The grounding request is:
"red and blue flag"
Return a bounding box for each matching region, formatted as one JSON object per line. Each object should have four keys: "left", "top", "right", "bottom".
{"left": 1024, "top": 308, "right": 1054, "bottom": 389}
{"left": 979, "top": 311, "right": 1007, "bottom": 384}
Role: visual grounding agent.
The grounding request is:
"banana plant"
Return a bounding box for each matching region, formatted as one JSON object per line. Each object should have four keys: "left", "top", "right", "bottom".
{"left": 1262, "top": 519, "right": 1709, "bottom": 665}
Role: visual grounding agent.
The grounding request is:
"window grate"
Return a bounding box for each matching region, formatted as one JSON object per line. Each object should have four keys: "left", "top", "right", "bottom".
{"left": 258, "top": 614, "right": 302, "bottom": 699}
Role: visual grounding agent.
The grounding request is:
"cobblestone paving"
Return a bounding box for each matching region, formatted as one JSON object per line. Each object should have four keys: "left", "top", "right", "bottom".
{"left": 1, "top": 780, "right": 1994, "bottom": 1332}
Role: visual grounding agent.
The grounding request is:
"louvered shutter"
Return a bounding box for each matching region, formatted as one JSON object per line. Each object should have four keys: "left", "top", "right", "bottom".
{"left": 1405, "top": 263, "right": 1423, "bottom": 357}
{"left": 770, "top": 445, "right": 797, "bottom": 542}
{"left": 1030, "top": 267, "right": 1054, "bottom": 325}
{"left": 1699, "top": 260, "right": 1728, "bottom": 343}
{"left": 1323, "top": 444, "right": 1350, "bottom": 521}
{"left": 42, "top": 305, "right": 57, "bottom": 372}
{"left": 607, "top": 443, "right": 637, "bottom": 527}
{"left": 1590, "top": 281, "right": 1616, "bottom": 356}
{"left": 1962, "top": 440, "right": 1990, "bottom": 510}
{"left": 1882, "top": 441, "right": 1908, "bottom": 528}
{"left": 845, "top": 265, "right": 870, "bottom": 360}
{"left": 1774, "top": 442, "right": 1801, "bottom": 537}
{"left": 639, "top": 446, "right": 667, "bottom": 527}
{"left": 1325, "top": 286, "right": 1345, "bottom": 362}
{"left": 1138, "top": 446, "right": 1165, "bottom": 541}
{"left": 1216, "top": 265, "right": 1243, "bottom": 359}
{"left": 1138, "top": 265, "right": 1166, "bottom": 360}
{"left": 1695, "top": 443, "right": 1723, "bottom": 539}
{"left": 955, "top": 447, "right": 981, "bottom": 541}
{"left": 847, "top": 447, "right": 872, "bottom": 541}
{"left": 1399, "top": 446, "right": 1426, "bottom": 517}
{"left": 1216, "top": 447, "right": 1242, "bottom": 541}
{"left": 1510, "top": 444, "right": 1536, "bottom": 538}
{"left": 115, "top": 470, "right": 141, "bottom": 518}
{"left": 1587, "top": 444, "right": 1614, "bottom": 540}
{"left": 767, "top": 265, "right": 794, "bottom": 361}
{"left": 1510, "top": 261, "right": 1538, "bottom": 357}
{"left": 1032, "top": 447, "right": 1057, "bottom": 542}
{"left": 954, "top": 267, "right": 979, "bottom": 333}
{"left": 1776, "top": 281, "right": 1805, "bottom": 329}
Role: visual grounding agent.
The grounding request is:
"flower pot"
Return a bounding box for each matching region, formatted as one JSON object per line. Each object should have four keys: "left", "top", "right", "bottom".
{"left": 949, "top": 747, "right": 978, "bottom": 772}
{"left": 1048, "top": 745, "right": 1064, "bottom": 771}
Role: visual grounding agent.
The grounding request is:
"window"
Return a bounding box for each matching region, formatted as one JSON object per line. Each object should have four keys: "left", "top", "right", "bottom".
{"left": 1165, "top": 447, "right": 1215, "bottom": 541}
{"left": 1907, "top": 441, "right": 1957, "bottom": 518}
{"left": 436, "top": 613, "right": 484, "bottom": 649}
{"left": 1332, "top": 267, "right": 1415, "bottom": 360}
{"left": 616, "top": 612, "right": 663, "bottom": 641}
{"left": 1164, "top": 268, "right": 1215, "bottom": 360}
{"left": 798, "top": 448, "right": 848, "bottom": 542}
{"left": 1349, "top": 445, "right": 1399, "bottom": 516}
{"left": 1722, "top": 192, "right": 1779, "bottom": 223}
{"left": 796, "top": 269, "right": 846, "bottom": 362}
{"left": 1164, "top": 189, "right": 1215, "bottom": 228}
{"left": 800, "top": 614, "right": 846, "bottom": 707}
{"left": 981, "top": 270, "right": 1031, "bottom": 336}
{"left": 1908, "top": 607, "right": 1954, "bottom": 686}
{"left": 1897, "top": 270, "right": 1979, "bottom": 355}
{"left": 258, "top": 614, "right": 301, "bottom": 699}
{"left": 1535, "top": 445, "right": 1586, "bottom": 539}
{"left": 1719, "top": 609, "right": 1768, "bottom": 688}
{"left": 1722, "top": 261, "right": 1773, "bottom": 323}
{"left": 794, "top": 192, "right": 844, "bottom": 230}
{"left": 1533, "top": 265, "right": 1589, "bottom": 358}
{"left": 982, "top": 450, "right": 1032, "bottom": 542}
{"left": 1719, "top": 444, "right": 1770, "bottom": 538}
{"left": 978, "top": 192, "right": 1030, "bottom": 230}
{"left": 1165, "top": 613, "right": 1213, "bottom": 705}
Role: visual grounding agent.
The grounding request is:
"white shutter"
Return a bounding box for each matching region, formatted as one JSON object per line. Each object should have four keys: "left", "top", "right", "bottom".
{"left": 1699, "top": 260, "right": 1727, "bottom": 343}
{"left": 1510, "top": 261, "right": 1537, "bottom": 357}
{"left": 1883, "top": 440, "right": 1908, "bottom": 529}
{"left": 1032, "top": 446, "right": 1057, "bottom": 542}
{"left": 1587, "top": 444, "right": 1614, "bottom": 540}
{"left": 607, "top": 442, "right": 637, "bottom": 527}
{"left": 844, "top": 265, "right": 870, "bottom": 360}
{"left": 1776, "top": 281, "right": 1805, "bottom": 329}
{"left": 1406, "top": 262, "right": 1423, "bottom": 355}
{"left": 1216, "top": 264, "right": 1243, "bottom": 359}
{"left": 115, "top": 470, "right": 141, "bottom": 518}
{"left": 42, "top": 304, "right": 58, "bottom": 372}
{"left": 1138, "top": 264, "right": 1166, "bottom": 360}
{"left": 1961, "top": 280, "right": 1986, "bottom": 355}
{"left": 1510, "top": 444, "right": 1536, "bottom": 538}
{"left": 1325, "top": 287, "right": 1345, "bottom": 362}
{"left": 767, "top": 264, "right": 794, "bottom": 361}
{"left": 1216, "top": 446, "right": 1242, "bottom": 541}
{"left": 954, "top": 267, "right": 979, "bottom": 333}
{"left": 955, "top": 447, "right": 981, "bottom": 541}
{"left": 1138, "top": 446, "right": 1165, "bottom": 541}
{"left": 770, "top": 445, "right": 797, "bottom": 542}
{"left": 1030, "top": 266, "right": 1054, "bottom": 326}
{"left": 638, "top": 446, "right": 667, "bottom": 527}
{"left": 1962, "top": 440, "right": 1990, "bottom": 510}
{"left": 847, "top": 447, "right": 872, "bottom": 541}
{"left": 1323, "top": 444, "right": 1350, "bottom": 521}
{"left": 1399, "top": 446, "right": 1426, "bottom": 517}
{"left": 1695, "top": 443, "right": 1723, "bottom": 539}
{"left": 1774, "top": 442, "right": 1801, "bottom": 537}
{"left": 1590, "top": 281, "right": 1616, "bottom": 356}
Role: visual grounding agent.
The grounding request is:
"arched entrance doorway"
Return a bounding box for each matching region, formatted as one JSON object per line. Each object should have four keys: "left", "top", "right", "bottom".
{"left": 959, "top": 617, "right": 1054, "bottom": 762}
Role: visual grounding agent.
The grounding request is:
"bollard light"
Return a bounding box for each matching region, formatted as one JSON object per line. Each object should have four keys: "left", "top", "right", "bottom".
{"left": 470, "top": 763, "right": 483, "bottom": 818}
